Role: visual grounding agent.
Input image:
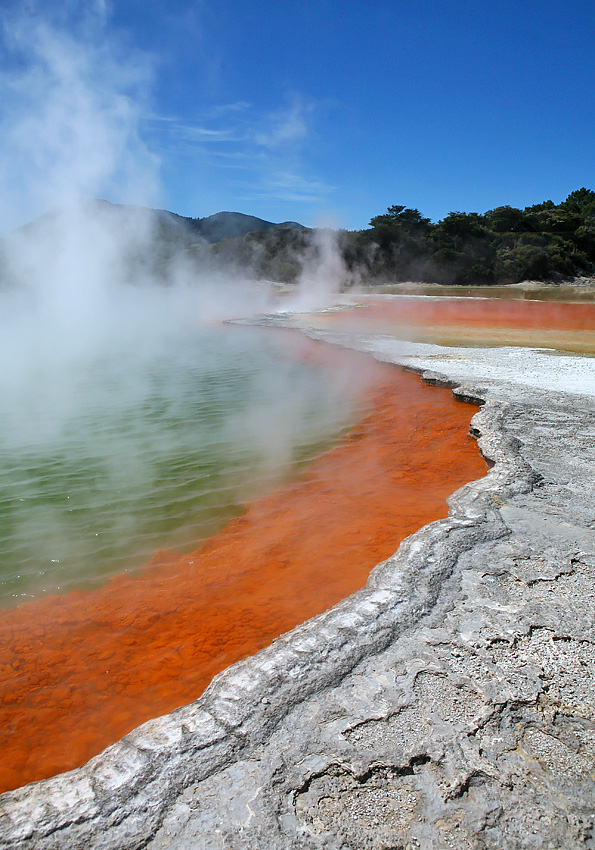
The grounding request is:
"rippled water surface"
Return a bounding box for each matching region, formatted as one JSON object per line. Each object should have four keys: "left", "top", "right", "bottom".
{"left": 0, "top": 322, "right": 361, "bottom": 608}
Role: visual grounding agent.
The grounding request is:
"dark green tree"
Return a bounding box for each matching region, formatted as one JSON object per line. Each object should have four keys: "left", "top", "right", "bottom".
{"left": 484, "top": 205, "right": 533, "bottom": 233}
{"left": 562, "top": 187, "right": 595, "bottom": 219}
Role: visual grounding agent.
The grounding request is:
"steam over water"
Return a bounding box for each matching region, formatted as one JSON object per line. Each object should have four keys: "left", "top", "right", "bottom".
{"left": 0, "top": 7, "right": 361, "bottom": 612}
{"left": 0, "top": 316, "right": 363, "bottom": 609}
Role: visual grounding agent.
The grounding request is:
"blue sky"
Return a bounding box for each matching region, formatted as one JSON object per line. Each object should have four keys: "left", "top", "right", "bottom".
{"left": 1, "top": 0, "right": 595, "bottom": 230}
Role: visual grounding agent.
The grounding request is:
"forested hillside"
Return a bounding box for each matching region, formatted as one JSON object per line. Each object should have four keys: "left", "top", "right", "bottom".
{"left": 188, "top": 187, "right": 595, "bottom": 287}
{"left": 3, "top": 189, "right": 594, "bottom": 289}
{"left": 340, "top": 187, "right": 595, "bottom": 285}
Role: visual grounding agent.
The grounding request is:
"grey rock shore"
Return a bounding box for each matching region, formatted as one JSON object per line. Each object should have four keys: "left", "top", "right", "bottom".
{"left": 1, "top": 327, "right": 595, "bottom": 849}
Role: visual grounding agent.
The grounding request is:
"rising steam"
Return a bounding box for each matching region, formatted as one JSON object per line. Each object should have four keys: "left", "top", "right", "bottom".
{"left": 292, "top": 226, "right": 348, "bottom": 311}
{"left": 0, "top": 6, "right": 276, "bottom": 383}
{"left": 0, "top": 6, "right": 365, "bottom": 605}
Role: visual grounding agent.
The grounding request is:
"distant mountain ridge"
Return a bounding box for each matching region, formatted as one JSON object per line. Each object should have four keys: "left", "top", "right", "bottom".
{"left": 9, "top": 200, "right": 307, "bottom": 245}
{"left": 0, "top": 199, "right": 312, "bottom": 290}
{"left": 185, "top": 210, "right": 306, "bottom": 243}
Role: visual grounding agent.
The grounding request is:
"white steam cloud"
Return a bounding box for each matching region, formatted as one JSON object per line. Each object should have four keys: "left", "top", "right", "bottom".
{"left": 0, "top": 7, "right": 274, "bottom": 373}
{"left": 291, "top": 226, "right": 347, "bottom": 311}
{"left": 0, "top": 5, "right": 366, "bottom": 605}
{"left": 0, "top": 10, "right": 159, "bottom": 230}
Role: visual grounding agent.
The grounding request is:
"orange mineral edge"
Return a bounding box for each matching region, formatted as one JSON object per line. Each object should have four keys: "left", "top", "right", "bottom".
{"left": 0, "top": 336, "right": 487, "bottom": 793}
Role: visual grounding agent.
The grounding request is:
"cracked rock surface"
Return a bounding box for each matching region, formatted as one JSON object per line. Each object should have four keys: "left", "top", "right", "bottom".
{"left": 1, "top": 328, "right": 595, "bottom": 849}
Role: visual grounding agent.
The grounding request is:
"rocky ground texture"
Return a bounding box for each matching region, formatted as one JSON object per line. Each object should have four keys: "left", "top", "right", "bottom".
{"left": 1, "top": 325, "right": 594, "bottom": 849}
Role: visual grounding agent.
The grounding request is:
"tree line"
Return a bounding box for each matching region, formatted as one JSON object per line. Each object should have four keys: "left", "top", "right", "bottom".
{"left": 214, "top": 187, "right": 595, "bottom": 287}
{"left": 340, "top": 187, "right": 595, "bottom": 285}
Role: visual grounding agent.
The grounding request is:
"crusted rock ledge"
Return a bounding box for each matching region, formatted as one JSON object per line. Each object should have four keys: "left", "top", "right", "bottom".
{"left": 2, "top": 331, "right": 595, "bottom": 849}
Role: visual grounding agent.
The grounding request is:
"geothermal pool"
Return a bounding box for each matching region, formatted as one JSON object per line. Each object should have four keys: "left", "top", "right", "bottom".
{"left": 0, "top": 314, "right": 488, "bottom": 793}
{"left": 0, "top": 324, "right": 367, "bottom": 608}
{"left": 6, "top": 292, "right": 591, "bottom": 795}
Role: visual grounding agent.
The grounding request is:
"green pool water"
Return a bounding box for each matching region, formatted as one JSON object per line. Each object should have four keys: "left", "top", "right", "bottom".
{"left": 0, "top": 321, "right": 363, "bottom": 609}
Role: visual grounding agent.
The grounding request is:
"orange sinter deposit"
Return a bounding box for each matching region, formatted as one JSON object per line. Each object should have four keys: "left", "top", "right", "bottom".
{"left": 315, "top": 296, "right": 595, "bottom": 354}
{"left": 0, "top": 340, "right": 487, "bottom": 794}
{"left": 336, "top": 296, "right": 595, "bottom": 330}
